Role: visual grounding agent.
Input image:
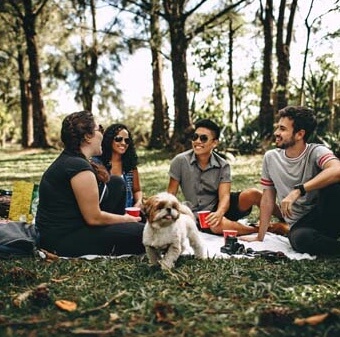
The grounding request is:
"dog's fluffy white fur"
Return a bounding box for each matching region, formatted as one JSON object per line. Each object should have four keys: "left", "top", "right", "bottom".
{"left": 142, "top": 192, "right": 205, "bottom": 269}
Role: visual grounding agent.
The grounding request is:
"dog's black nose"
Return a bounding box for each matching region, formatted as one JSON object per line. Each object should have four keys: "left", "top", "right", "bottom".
{"left": 166, "top": 207, "right": 171, "bottom": 214}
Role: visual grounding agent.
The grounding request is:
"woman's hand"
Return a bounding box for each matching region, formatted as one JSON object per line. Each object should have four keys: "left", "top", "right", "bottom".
{"left": 122, "top": 214, "right": 142, "bottom": 223}
{"left": 238, "top": 235, "right": 261, "bottom": 242}
{"left": 133, "top": 201, "right": 143, "bottom": 209}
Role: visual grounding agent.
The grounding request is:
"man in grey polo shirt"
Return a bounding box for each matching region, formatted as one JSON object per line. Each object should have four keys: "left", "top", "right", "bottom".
{"left": 167, "top": 119, "right": 286, "bottom": 236}
{"left": 240, "top": 106, "right": 340, "bottom": 256}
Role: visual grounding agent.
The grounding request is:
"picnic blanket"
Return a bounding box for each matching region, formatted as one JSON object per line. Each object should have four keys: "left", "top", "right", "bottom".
{"left": 197, "top": 231, "right": 316, "bottom": 260}
{"left": 39, "top": 231, "right": 315, "bottom": 261}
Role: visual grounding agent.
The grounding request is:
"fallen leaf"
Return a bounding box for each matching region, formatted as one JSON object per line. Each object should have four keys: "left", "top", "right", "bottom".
{"left": 51, "top": 276, "right": 71, "bottom": 283}
{"left": 109, "top": 313, "right": 120, "bottom": 321}
{"left": 13, "top": 290, "right": 33, "bottom": 307}
{"left": 55, "top": 300, "right": 77, "bottom": 312}
{"left": 294, "top": 313, "right": 329, "bottom": 326}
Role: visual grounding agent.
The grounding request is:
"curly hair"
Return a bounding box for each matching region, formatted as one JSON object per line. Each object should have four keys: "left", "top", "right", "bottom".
{"left": 278, "top": 106, "right": 317, "bottom": 141}
{"left": 61, "top": 110, "right": 109, "bottom": 183}
{"left": 61, "top": 110, "right": 95, "bottom": 154}
{"left": 99, "top": 123, "right": 138, "bottom": 173}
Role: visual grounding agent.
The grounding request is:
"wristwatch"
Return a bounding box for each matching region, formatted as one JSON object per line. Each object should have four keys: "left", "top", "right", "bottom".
{"left": 294, "top": 184, "right": 306, "bottom": 196}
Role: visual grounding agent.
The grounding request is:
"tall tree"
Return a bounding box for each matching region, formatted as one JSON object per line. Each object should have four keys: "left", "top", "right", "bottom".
{"left": 109, "top": 0, "right": 249, "bottom": 150}
{"left": 190, "top": 12, "right": 246, "bottom": 130}
{"left": 162, "top": 0, "right": 190, "bottom": 149}
{"left": 72, "top": 0, "right": 98, "bottom": 112}
{"left": 148, "top": 0, "right": 170, "bottom": 148}
{"left": 299, "top": 0, "right": 340, "bottom": 106}
{"left": 61, "top": 0, "right": 126, "bottom": 117}
{"left": 258, "top": 0, "right": 274, "bottom": 138}
{"left": 275, "top": 0, "right": 297, "bottom": 110}
{"left": 8, "top": 0, "right": 50, "bottom": 148}
{"left": 0, "top": 6, "right": 32, "bottom": 147}
{"left": 162, "top": 0, "right": 250, "bottom": 150}
{"left": 17, "top": 32, "right": 33, "bottom": 148}
{"left": 106, "top": 0, "right": 170, "bottom": 148}
{"left": 227, "top": 18, "right": 242, "bottom": 126}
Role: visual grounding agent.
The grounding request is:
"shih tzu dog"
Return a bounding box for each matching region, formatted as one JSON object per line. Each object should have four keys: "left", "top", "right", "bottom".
{"left": 142, "top": 192, "right": 205, "bottom": 270}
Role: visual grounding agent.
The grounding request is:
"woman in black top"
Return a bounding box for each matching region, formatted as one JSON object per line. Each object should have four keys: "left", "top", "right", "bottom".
{"left": 36, "top": 110, "right": 145, "bottom": 257}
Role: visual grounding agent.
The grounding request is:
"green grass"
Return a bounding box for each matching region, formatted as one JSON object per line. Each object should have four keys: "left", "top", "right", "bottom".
{"left": 0, "top": 147, "right": 339, "bottom": 337}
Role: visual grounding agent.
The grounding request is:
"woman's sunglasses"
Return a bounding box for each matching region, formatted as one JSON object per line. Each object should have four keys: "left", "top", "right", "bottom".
{"left": 114, "top": 136, "right": 131, "bottom": 145}
{"left": 191, "top": 133, "right": 214, "bottom": 143}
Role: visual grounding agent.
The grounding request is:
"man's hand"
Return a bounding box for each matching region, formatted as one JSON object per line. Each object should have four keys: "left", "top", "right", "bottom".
{"left": 280, "top": 189, "right": 300, "bottom": 218}
{"left": 206, "top": 211, "right": 223, "bottom": 228}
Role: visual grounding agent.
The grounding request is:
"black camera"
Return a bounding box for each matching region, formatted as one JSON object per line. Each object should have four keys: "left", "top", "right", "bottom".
{"left": 220, "top": 235, "right": 245, "bottom": 255}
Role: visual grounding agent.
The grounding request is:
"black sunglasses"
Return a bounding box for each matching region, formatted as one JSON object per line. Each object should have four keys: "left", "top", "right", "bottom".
{"left": 114, "top": 136, "right": 131, "bottom": 145}
{"left": 94, "top": 124, "right": 104, "bottom": 134}
{"left": 191, "top": 133, "right": 214, "bottom": 143}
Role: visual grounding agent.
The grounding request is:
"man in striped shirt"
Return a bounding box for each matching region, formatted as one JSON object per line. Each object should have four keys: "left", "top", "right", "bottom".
{"left": 240, "top": 106, "right": 340, "bottom": 256}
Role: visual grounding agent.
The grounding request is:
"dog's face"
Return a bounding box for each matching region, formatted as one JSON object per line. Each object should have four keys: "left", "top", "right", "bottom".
{"left": 143, "top": 192, "right": 181, "bottom": 228}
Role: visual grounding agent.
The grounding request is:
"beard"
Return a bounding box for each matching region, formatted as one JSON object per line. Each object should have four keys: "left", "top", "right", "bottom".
{"left": 275, "top": 135, "right": 296, "bottom": 149}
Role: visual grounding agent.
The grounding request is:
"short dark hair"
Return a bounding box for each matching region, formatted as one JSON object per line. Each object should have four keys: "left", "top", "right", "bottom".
{"left": 278, "top": 106, "right": 317, "bottom": 141}
{"left": 194, "top": 119, "right": 220, "bottom": 139}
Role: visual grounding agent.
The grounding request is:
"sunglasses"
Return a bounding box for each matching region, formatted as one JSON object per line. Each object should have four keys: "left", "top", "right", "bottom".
{"left": 114, "top": 136, "right": 131, "bottom": 145}
{"left": 191, "top": 133, "right": 214, "bottom": 143}
{"left": 94, "top": 124, "right": 104, "bottom": 135}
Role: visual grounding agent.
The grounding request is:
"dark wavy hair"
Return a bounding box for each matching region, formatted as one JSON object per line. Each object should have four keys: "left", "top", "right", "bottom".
{"left": 61, "top": 110, "right": 109, "bottom": 183}
{"left": 61, "top": 110, "right": 95, "bottom": 153}
{"left": 278, "top": 106, "right": 317, "bottom": 141}
{"left": 100, "top": 123, "right": 138, "bottom": 173}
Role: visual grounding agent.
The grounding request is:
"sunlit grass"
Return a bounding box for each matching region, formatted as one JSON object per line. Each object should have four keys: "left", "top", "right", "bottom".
{"left": 0, "top": 147, "right": 339, "bottom": 337}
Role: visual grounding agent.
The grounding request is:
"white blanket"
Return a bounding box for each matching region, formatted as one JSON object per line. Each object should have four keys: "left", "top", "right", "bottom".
{"left": 39, "top": 232, "right": 315, "bottom": 261}
{"left": 197, "top": 232, "right": 316, "bottom": 260}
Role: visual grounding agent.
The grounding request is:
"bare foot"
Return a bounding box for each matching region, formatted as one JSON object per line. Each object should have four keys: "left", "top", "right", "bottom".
{"left": 268, "top": 222, "right": 289, "bottom": 236}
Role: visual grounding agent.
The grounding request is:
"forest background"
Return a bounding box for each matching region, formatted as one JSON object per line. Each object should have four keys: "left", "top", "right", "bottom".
{"left": 0, "top": 0, "right": 339, "bottom": 155}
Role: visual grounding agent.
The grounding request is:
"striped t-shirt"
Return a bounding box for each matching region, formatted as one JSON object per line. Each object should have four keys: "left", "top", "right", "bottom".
{"left": 261, "top": 143, "right": 338, "bottom": 226}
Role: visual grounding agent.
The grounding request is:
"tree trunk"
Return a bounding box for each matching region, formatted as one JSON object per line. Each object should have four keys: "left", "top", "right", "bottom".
{"left": 299, "top": 0, "right": 315, "bottom": 105}
{"left": 259, "top": 0, "right": 274, "bottom": 138}
{"left": 17, "top": 44, "right": 33, "bottom": 148}
{"left": 275, "top": 0, "right": 297, "bottom": 111}
{"left": 148, "top": 0, "right": 170, "bottom": 149}
{"left": 228, "top": 19, "right": 234, "bottom": 125}
{"left": 163, "top": 0, "right": 192, "bottom": 151}
{"left": 22, "top": 0, "right": 49, "bottom": 148}
{"left": 82, "top": 0, "right": 98, "bottom": 112}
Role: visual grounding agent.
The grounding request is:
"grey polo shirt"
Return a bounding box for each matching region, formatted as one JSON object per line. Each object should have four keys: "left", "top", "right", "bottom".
{"left": 169, "top": 149, "right": 231, "bottom": 212}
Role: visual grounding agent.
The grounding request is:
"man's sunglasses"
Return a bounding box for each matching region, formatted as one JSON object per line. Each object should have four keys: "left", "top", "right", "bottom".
{"left": 114, "top": 136, "right": 131, "bottom": 145}
{"left": 94, "top": 124, "right": 104, "bottom": 134}
{"left": 191, "top": 133, "right": 214, "bottom": 143}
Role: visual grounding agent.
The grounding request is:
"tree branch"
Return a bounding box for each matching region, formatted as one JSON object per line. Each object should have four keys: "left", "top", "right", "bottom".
{"left": 186, "top": 0, "right": 251, "bottom": 42}
{"left": 35, "top": 0, "right": 50, "bottom": 17}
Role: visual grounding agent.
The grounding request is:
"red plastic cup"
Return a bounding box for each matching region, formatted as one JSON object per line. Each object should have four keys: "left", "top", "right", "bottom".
{"left": 125, "top": 207, "right": 141, "bottom": 217}
{"left": 197, "top": 211, "right": 211, "bottom": 229}
{"left": 223, "top": 229, "right": 238, "bottom": 238}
